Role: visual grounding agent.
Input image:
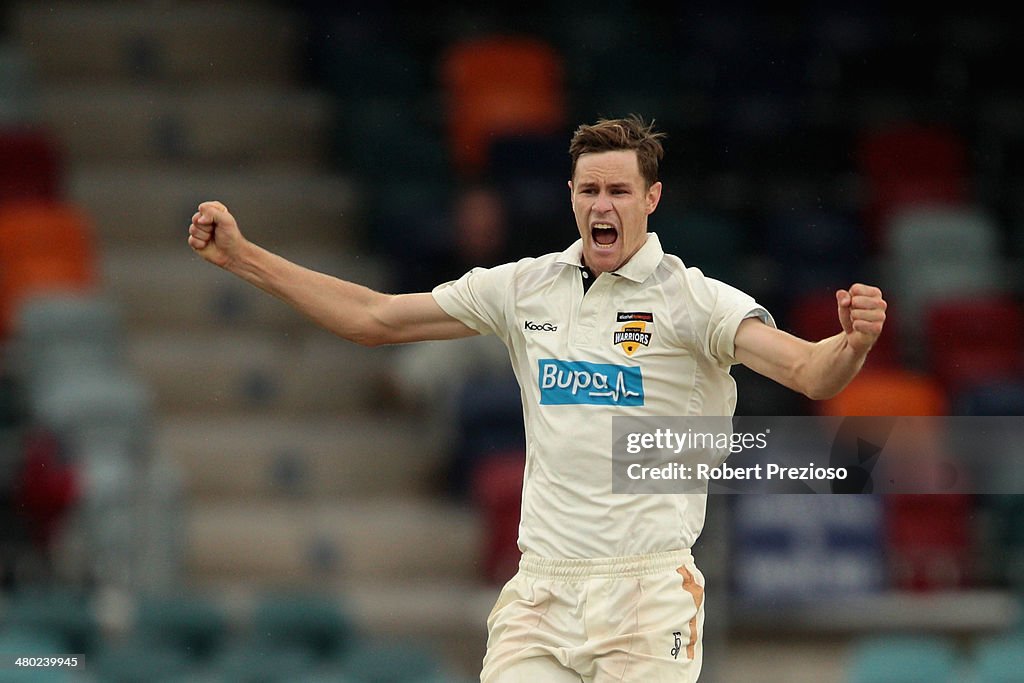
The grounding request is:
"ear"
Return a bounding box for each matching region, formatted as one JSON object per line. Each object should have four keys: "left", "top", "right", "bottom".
{"left": 646, "top": 181, "right": 663, "bottom": 214}
{"left": 567, "top": 180, "right": 574, "bottom": 205}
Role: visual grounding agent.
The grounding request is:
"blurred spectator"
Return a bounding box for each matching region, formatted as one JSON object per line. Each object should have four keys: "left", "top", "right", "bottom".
{"left": 391, "top": 183, "right": 511, "bottom": 294}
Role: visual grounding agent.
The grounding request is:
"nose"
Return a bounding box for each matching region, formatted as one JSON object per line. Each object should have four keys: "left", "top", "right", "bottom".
{"left": 593, "top": 193, "right": 613, "bottom": 214}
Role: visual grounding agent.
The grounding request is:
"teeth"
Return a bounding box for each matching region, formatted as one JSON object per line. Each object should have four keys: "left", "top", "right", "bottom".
{"left": 593, "top": 223, "right": 615, "bottom": 230}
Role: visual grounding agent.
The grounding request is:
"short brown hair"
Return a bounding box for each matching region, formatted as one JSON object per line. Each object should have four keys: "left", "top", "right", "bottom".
{"left": 569, "top": 115, "right": 666, "bottom": 187}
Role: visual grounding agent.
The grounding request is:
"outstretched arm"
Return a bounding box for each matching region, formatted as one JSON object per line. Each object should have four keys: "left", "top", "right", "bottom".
{"left": 734, "top": 284, "right": 887, "bottom": 400}
{"left": 187, "top": 201, "right": 478, "bottom": 346}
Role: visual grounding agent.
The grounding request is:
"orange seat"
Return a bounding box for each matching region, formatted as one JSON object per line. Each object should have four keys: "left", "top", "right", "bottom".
{"left": 0, "top": 200, "right": 96, "bottom": 336}
{"left": 819, "top": 368, "right": 948, "bottom": 417}
{"left": 440, "top": 36, "right": 566, "bottom": 175}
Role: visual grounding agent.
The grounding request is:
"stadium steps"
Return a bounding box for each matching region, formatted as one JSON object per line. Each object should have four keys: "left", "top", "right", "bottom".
{"left": 71, "top": 167, "right": 361, "bottom": 250}
{"left": 9, "top": 1, "right": 490, "bottom": 675}
{"left": 35, "top": 85, "right": 334, "bottom": 166}
{"left": 10, "top": 1, "right": 300, "bottom": 85}
{"left": 99, "top": 247, "right": 387, "bottom": 331}
{"left": 125, "top": 327, "right": 394, "bottom": 416}
{"left": 184, "top": 499, "right": 482, "bottom": 584}
{"left": 156, "top": 415, "right": 448, "bottom": 501}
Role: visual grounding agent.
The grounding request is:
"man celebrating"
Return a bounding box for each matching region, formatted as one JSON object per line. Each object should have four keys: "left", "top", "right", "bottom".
{"left": 188, "top": 115, "right": 886, "bottom": 682}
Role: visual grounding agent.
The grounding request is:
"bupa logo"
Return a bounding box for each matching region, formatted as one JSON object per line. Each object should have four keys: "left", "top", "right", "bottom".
{"left": 538, "top": 359, "right": 644, "bottom": 406}
{"left": 524, "top": 320, "right": 558, "bottom": 332}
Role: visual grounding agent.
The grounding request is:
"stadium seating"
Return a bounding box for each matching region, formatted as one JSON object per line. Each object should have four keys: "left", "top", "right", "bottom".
{"left": 954, "top": 379, "right": 1024, "bottom": 416}
{"left": 0, "top": 587, "right": 99, "bottom": 655}
{"left": 471, "top": 451, "right": 525, "bottom": 585}
{"left": 210, "top": 640, "right": 320, "bottom": 683}
{"left": 440, "top": 36, "right": 566, "bottom": 175}
{"left": 0, "top": 127, "right": 62, "bottom": 204}
{"left": 91, "top": 636, "right": 197, "bottom": 682}
{"left": 133, "top": 592, "right": 229, "bottom": 662}
{"left": 249, "top": 592, "right": 353, "bottom": 660}
{"left": 340, "top": 638, "right": 444, "bottom": 683}
{"left": 846, "top": 634, "right": 960, "bottom": 683}
{"left": 0, "top": 200, "right": 96, "bottom": 337}
{"left": 9, "top": 293, "right": 124, "bottom": 395}
{"left": 881, "top": 205, "right": 1006, "bottom": 361}
{"left": 819, "top": 369, "right": 976, "bottom": 591}
{"left": 819, "top": 368, "right": 949, "bottom": 418}
{"left": 856, "top": 123, "right": 970, "bottom": 250}
{"left": 971, "top": 634, "right": 1024, "bottom": 683}
{"left": 654, "top": 207, "right": 746, "bottom": 284}
{"left": 924, "top": 296, "right": 1024, "bottom": 395}
{"left": 785, "top": 291, "right": 900, "bottom": 370}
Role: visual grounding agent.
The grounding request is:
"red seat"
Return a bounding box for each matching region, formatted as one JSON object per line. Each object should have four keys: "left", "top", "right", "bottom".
{"left": 471, "top": 450, "right": 525, "bottom": 584}
{"left": 0, "top": 127, "right": 63, "bottom": 203}
{"left": 820, "top": 367, "right": 973, "bottom": 591}
{"left": 884, "top": 493, "right": 973, "bottom": 592}
{"left": 924, "top": 296, "right": 1024, "bottom": 394}
{"left": 440, "top": 37, "right": 566, "bottom": 175}
{"left": 856, "top": 123, "right": 970, "bottom": 251}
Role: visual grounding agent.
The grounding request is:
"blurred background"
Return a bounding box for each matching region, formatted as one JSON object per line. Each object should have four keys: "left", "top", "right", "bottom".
{"left": 1, "top": 1, "right": 1023, "bottom": 681}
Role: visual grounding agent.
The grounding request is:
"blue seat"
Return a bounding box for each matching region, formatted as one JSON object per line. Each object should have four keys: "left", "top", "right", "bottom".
{"left": 760, "top": 208, "right": 867, "bottom": 306}
{"left": 972, "top": 635, "right": 1024, "bottom": 683}
{"left": 847, "top": 635, "right": 959, "bottom": 683}
{"left": 954, "top": 379, "right": 1024, "bottom": 416}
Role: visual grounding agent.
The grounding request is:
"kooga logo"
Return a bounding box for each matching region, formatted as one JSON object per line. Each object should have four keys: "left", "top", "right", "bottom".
{"left": 538, "top": 359, "right": 644, "bottom": 406}
{"left": 525, "top": 320, "right": 558, "bottom": 332}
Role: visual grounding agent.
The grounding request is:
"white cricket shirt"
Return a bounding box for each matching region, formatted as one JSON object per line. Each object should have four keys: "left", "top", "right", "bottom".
{"left": 432, "top": 233, "right": 774, "bottom": 559}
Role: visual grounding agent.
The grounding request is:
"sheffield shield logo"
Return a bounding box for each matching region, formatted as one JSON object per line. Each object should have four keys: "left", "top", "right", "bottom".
{"left": 538, "top": 359, "right": 645, "bottom": 406}
{"left": 614, "top": 321, "right": 652, "bottom": 356}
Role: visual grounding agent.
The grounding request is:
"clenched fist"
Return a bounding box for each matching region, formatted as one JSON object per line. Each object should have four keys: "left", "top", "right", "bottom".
{"left": 187, "top": 200, "right": 246, "bottom": 269}
{"left": 836, "top": 283, "right": 887, "bottom": 355}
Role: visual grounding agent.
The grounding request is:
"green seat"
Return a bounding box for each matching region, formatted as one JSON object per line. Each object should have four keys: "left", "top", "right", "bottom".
{"left": 973, "top": 635, "right": 1024, "bottom": 683}
{"left": 1, "top": 588, "right": 97, "bottom": 655}
{"left": 340, "top": 639, "right": 443, "bottom": 683}
{"left": 653, "top": 206, "right": 745, "bottom": 283}
{"left": 92, "top": 637, "right": 195, "bottom": 682}
{"left": 213, "top": 638, "right": 319, "bottom": 683}
{"left": 847, "top": 635, "right": 959, "bottom": 683}
{"left": 134, "top": 593, "right": 228, "bottom": 661}
{"left": 250, "top": 593, "right": 353, "bottom": 660}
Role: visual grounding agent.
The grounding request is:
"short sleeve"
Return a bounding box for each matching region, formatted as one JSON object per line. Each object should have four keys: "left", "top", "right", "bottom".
{"left": 677, "top": 268, "right": 775, "bottom": 366}
{"left": 431, "top": 262, "right": 517, "bottom": 339}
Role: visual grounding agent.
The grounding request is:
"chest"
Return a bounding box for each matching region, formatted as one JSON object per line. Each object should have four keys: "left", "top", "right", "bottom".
{"left": 514, "top": 272, "right": 673, "bottom": 361}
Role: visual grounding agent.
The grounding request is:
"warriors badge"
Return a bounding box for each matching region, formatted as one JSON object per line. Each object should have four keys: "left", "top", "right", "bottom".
{"left": 613, "top": 321, "right": 652, "bottom": 356}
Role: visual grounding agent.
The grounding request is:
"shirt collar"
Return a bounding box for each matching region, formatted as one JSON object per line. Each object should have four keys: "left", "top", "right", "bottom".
{"left": 555, "top": 232, "right": 665, "bottom": 283}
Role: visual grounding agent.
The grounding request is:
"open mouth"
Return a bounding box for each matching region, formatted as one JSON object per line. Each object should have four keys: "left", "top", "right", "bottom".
{"left": 591, "top": 223, "right": 618, "bottom": 247}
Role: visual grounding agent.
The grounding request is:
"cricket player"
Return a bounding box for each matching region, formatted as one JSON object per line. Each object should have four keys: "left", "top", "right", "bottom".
{"left": 187, "top": 116, "right": 886, "bottom": 681}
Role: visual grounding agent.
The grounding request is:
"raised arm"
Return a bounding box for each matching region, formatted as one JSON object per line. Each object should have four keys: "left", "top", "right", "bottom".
{"left": 734, "top": 284, "right": 887, "bottom": 400}
{"left": 187, "top": 201, "right": 478, "bottom": 346}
